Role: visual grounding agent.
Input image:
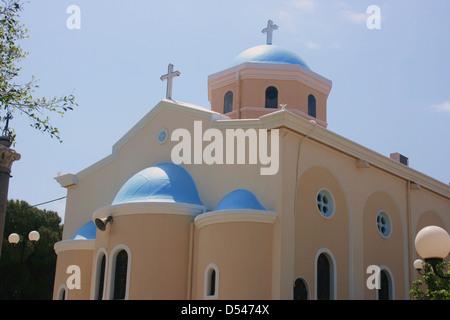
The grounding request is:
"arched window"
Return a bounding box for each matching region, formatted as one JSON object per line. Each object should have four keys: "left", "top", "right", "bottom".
{"left": 204, "top": 263, "right": 219, "bottom": 299}
{"left": 293, "top": 278, "right": 308, "bottom": 300}
{"left": 316, "top": 251, "right": 336, "bottom": 300}
{"left": 317, "top": 254, "right": 331, "bottom": 300}
{"left": 377, "top": 269, "right": 393, "bottom": 300}
{"left": 265, "top": 86, "right": 278, "bottom": 109}
{"left": 56, "top": 284, "right": 68, "bottom": 300}
{"left": 224, "top": 91, "right": 233, "bottom": 114}
{"left": 308, "top": 94, "right": 316, "bottom": 118}
{"left": 209, "top": 270, "right": 216, "bottom": 295}
{"left": 96, "top": 254, "right": 106, "bottom": 300}
{"left": 113, "top": 250, "right": 128, "bottom": 300}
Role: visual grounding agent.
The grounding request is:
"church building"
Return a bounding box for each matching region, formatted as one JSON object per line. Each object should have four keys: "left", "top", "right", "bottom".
{"left": 52, "top": 20, "right": 450, "bottom": 300}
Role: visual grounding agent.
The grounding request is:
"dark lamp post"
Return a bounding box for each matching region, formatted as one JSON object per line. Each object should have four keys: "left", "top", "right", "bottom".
{"left": 8, "top": 230, "right": 40, "bottom": 299}
{"left": 0, "top": 135, "right": 21, "bottom": 259}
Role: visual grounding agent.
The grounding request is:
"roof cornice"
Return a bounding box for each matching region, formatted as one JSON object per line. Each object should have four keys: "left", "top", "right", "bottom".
{"left": 208, "top": 61, "right": 332, "bottom": 98}
{"left": 212, "top": 110, "right": 450, "bottom": 199}
{"left": 54, "top": 239, "right": 95, "bottom": 254}
{"left": 194, "top": 209, "right": 277, "bottom": 229}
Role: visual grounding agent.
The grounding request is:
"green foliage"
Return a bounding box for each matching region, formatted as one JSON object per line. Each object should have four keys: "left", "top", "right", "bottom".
{"left": 0, "top": 199, "right": 62, "bottom": 299}
{"left": 410, "top": 261, "right": 450, "bottom": 300}
{"left": 0, "top": 0, "right": 77, "bottom": 144}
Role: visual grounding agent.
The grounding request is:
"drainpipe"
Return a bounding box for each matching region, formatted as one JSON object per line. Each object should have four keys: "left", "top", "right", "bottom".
{"left": 291, "top": 120, "right": 317, "bottom": 297}
{"left": 406, "top": 180, "right": 412, "bottom": 297}
{"left": 187, "top": 222, "right": 194, "bottom": 299}
{"left": 236, "top": 71, "right": 241, "bottom": 119}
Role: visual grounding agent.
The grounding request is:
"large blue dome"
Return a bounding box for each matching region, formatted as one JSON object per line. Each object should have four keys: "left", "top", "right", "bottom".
{"left": 231, "top": 45, "right": 310, "bottom": 69}
{"left": 215, "top": 189, "right": 267, "bottom": 211}
{"left": 112, "top": 163, "right": 203, "bottom": 206}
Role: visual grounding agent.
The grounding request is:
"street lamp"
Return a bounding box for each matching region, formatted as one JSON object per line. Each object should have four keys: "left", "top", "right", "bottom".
{"left": 413, "top": 226, "right": 450, "bottom": 279}
{"left": 8, "top": 230, "right": 40, "bottom": 299}
{"left": 8, "top": 231, "right": 40, "bottom": 244}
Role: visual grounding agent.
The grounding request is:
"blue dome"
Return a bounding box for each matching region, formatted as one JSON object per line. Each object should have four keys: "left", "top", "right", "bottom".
{"left": 72, "top": 221, "right": 96, "bottom": 240}
{"left": 231, "top": 45, "right": 310, "bottom": 69}
{"left": 215, "top": 189, "right": 267, "bottom": 211}
{"left": 112, "top": 163, "right": 203, "bottom": 206}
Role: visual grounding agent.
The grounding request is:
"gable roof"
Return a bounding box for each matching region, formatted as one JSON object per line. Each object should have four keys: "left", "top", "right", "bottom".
{"left": 55, "top": 99, "right": 228, "bottom": 187}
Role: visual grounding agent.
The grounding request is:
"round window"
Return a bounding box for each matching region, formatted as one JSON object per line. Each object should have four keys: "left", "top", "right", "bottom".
{"left": 316, "top": 189, "right": 334, "bottom": 218}
{"left": 157, "top": 128, "right": 168, "bottom": 144}
{"left": 376, "top": 211, "right": 391, "bottom": 237}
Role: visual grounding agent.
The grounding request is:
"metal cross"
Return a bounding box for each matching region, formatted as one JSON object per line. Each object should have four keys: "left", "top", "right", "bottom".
{"left": 160, "top": 63, "right": 181, "bottom": 100}
{"left": 2, "top": 111, "right": 13, "bottom": 136}
{"left": 262, "top": 19, "right": 279, "bottom": 45}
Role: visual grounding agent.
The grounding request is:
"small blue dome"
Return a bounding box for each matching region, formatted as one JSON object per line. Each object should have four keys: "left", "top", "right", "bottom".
{"left": 231, "top": 45, "right": 310, "bottom": 69}
{"left": 72, "top": 221, "right": 96, "bottom": 240}
{"left": 215, "top": 189, "right": 267, "bottom": 211}
{"left": 112, "top": 163, "right": 203, "bottom": 206}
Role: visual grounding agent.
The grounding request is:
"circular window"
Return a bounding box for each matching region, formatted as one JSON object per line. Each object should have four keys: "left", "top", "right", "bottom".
{"left": 376, "top": 211, "right": 391, "bottom": 237}
{"left": 157, "top": 128, "right": 168, "bottom": 144}
{"left": 316, "top": 189, "right": 334, "bottom": 218}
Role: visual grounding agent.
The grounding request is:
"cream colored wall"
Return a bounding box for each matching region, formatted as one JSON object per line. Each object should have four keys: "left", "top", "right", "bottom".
{"left": 93, "top": 213, "right": 193, "bottom": 299}
{"left": 192, "top": 222, "right": 273, "bottom": 300}
{"left": 294, "top": 164, "right": 350, "bottom": 299}
{"left": 412, "top": 188, "right": 449, "bottom": 232}
{"left": 295, "top": 138, "right": 408, "bottom": 299}
{"left": 53, "top": 247, "right": 93, "bottom": 300}
{"left": 271, "top": 129, "right": 297, "bottom": 299}
{"left": 362, "top": 191, "right": 405, "bottom": 299}
{"left": 416, "top": 211, "right": 445, "bottom": 232}
{"left": 287, "top": 128, "right": 449, "bottom": 300}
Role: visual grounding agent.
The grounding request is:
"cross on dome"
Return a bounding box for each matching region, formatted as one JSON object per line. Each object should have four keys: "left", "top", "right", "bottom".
{"left": 160, "top": 63, "right": 181, "bottom": 100}
{"left": 262, "top": 19, "right": 278, "bottom": 45}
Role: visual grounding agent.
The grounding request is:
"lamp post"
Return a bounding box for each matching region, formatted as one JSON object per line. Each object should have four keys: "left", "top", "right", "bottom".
{"left": 0, "top": 134, "right": 21, "bottom": 259}
{"left": 413, "top": 225, "right": 450, "bottom": 280}
{"left": 8, "top": 230, "right": 40, "bottom": 299}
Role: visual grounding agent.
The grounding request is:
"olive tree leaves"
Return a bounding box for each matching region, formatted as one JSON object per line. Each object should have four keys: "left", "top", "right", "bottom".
{"left": 0, "top": 0, "right": 77, "bottom": 144}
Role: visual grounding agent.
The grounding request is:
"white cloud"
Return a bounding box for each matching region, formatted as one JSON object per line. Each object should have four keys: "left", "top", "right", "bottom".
{"left": 290, "top": 0, "right": 315, "bottom": 12}
{"left": 343, "top": 9, "right": 368, "bottom": 24}
{"left": 306, "top": 42, "right": 320, "bottom": 49}
{"left": 278, "top": 10, "right": 294, "bottom": 20}
{"left": 277, "top": 10, "right": 296, "bottom": 31}
{"left": 430, "top": 101, "right": 450, "bottom": 112}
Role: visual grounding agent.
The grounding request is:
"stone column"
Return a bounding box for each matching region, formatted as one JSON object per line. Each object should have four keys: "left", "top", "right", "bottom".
{"left": 0, "top": 136, "right": 21, "bottom": 259}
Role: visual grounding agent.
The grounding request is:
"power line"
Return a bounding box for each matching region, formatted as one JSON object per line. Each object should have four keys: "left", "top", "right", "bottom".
{"left": 31, "top": 196, "right": 67, "bottom": 207}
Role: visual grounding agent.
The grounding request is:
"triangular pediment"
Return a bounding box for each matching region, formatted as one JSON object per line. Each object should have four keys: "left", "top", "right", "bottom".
{"left": 55, "top": 99, "right": 228, "bottom": 187}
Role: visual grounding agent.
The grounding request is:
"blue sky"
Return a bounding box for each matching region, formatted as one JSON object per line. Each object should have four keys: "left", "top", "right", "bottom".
{"left": 6, "top": 0, "right": 450, "bottom": 221}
